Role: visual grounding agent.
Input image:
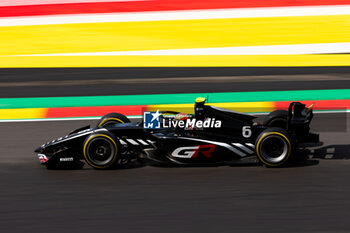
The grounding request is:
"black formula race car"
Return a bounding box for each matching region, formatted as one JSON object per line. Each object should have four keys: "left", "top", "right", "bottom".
{"left": 35, "top": 98, "right": 321, "bottom": 169}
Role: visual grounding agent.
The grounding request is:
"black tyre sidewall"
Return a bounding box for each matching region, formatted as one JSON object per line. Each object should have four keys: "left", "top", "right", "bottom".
{"left": 267, "top": 117, "right": 287, "bottom": 128}
{"left": 256, "top": 127, "right": 293, "bottom": 167}
{"left": 263, "top": 110, "right": 288, "bottom": 128}
{"left": 83, "top": 133, "right": 119, "bottom": 169}
{"left": 97, "top": 112, "right": 130, "bottom": 127}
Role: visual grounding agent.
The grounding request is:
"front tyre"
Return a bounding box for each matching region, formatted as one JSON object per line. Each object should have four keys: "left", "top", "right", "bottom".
{"left": 97, "top": 113, "right": 130, "bottom": 127}
{"left": 255, "top": 127, "right": 293, "bottom": 167}
{"left": 83, "top": 134, "right": 119, "bottom": 169}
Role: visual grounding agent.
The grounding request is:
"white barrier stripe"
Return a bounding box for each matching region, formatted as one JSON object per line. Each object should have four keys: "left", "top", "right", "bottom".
{"left": 119, "top": 139, "right": 127, "bottom": 145}
{"left": 146, "top": 139, "right": 157, "bottom": 148}
{"left": 232, "top": 143, "right": 255, "bottom": 154}
{"left": 245, "top": 143, "right": 256, "bottom": 150}
{"left": 229, "top": 146, "right": 247, "bottom": 157}
{"left": 15, "top": 43, "right": 350, "bottom": 56}
{"left": 137, "top": 139, "right": 149, "bottom": 145}
{"left": 0, "top": 110, "right": 347, "bottom": 123}
{"left": 126, "top": 139, "right": 139, "bottom": 145}
{"left": 1, "top": 5, "right": 350, "bottom": 26}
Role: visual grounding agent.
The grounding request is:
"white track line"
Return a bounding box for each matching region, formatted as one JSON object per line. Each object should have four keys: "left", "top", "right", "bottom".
{"left": 0, "top": 0, "right": 147, "bottom": 7}
{"left": 0, "top": 110, "right": 348, "bottom": 123}
{"left": 14, "top": 43, "right": 350, "bottom": 56}
{"left": 1, "top": 5, "right": 350, "bottom": 26}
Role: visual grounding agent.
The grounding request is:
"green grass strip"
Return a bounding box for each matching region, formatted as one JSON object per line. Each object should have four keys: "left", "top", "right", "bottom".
{"left": 0, "top": 89, "right": 349, "bottom": 109}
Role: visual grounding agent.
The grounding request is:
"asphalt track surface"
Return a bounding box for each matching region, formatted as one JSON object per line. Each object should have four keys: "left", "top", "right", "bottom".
{"left": 0, "top": 68, "right": 350, "bottom": 232}
{"left": 0, "top": 67, "right": 350, "bottom": 97}
{"left": 0, "top": 114, "right": 349, "bottom": 233}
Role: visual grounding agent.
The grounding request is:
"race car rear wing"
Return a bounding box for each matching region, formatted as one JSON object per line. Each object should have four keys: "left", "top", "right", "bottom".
{"left": 288, "top": 102, "right": 320, "bottom": 145}
{"left": 288, "top": 102, "right": 313, "bottom": 126}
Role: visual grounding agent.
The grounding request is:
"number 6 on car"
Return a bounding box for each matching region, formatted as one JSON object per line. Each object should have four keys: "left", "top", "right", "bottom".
{"left": 242, "top": 126, "right": 252, "bottom": 138}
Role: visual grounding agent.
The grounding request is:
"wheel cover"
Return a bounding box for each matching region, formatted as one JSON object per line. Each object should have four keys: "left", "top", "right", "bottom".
{"left": 86, "top": 137, "right": 116, "bottom": 166}
{"left": 100, "top": 120, "right": 122, "bottom": 127}
{"left": 269, "top": 118, "right": 287, "bottom": 128}
{"left": 260, "top": 135, "right": 289, "bottom": 164}
{"left": 98, "top": 118, "right": 124, "bottom": 127}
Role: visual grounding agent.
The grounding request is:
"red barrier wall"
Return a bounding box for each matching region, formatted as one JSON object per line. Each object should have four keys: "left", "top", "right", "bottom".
{"left": 1, "top": 0, "right": 349, "bottom": 17}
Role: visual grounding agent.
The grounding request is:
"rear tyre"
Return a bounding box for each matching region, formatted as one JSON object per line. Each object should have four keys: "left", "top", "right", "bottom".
{"left": 255, "top": 127, "right": 293, "bottom": 167}
{"left": 97, "top": 112, "right": 130, "bottom": 127}
{"left": 83, "top": 134, "right": 119, "bottom": 169}
{"left": 263, "top": 110, "right": 288, "bottom": 129}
